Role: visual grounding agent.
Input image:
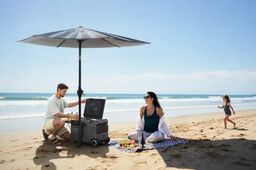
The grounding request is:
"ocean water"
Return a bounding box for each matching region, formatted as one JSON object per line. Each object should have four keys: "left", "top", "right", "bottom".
{"left": 0, "top": 93, "right": 255, "bottom": 131}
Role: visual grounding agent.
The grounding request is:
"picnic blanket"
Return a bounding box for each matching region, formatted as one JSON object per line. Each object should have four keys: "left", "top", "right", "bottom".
{"left": 115, "top": 138, "right": 188, "bottom": 153}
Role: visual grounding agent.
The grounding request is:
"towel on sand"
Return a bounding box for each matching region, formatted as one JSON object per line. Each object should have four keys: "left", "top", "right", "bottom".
{"left": 115, "top": 138, "right": 188, "bottom": 153}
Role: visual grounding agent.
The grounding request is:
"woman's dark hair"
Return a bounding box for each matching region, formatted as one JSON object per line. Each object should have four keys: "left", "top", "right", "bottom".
{"left": 147, "top": 91, "right": 161, "bottom": 108}
{"left": 223, "top": 95, "right": 231, "bottom": 103}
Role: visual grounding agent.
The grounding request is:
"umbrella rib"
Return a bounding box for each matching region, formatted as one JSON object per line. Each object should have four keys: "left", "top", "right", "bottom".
{"left": 57, "top": 39, "right": 66, "bottom": 47}
{"left": 101, "top": 38, "right": 120, "bottom": 47}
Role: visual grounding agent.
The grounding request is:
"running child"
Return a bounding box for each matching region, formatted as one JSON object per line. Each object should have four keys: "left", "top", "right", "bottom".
{"left": 218, "top": 95, "right": 236, "bottom": 129}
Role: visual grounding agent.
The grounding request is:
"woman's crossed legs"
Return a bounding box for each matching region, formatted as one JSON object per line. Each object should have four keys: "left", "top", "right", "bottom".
{"left": 128, "top": 130, "right": 165, "bottom": 143}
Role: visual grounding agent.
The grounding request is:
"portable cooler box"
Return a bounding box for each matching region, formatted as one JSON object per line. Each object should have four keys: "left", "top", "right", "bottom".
{"left": 70, "top": 98, "right": 110, "bottom": 146}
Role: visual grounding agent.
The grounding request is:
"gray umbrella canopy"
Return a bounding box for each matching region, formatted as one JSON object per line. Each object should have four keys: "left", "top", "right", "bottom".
{"left": 19, "top": 26, "right": 149, "bottom": 144}
{"left": 19, "top": 26, "right": 149, "bottom": 48}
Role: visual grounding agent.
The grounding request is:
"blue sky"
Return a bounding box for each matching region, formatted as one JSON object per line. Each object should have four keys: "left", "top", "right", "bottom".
{"left": 0, "top": 0, "right": 255, "bottom": 94}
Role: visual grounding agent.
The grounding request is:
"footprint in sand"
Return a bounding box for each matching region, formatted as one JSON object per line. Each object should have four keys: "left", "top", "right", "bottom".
{"left": 238, "top": 156, "right": 247, "bottom": 161}
{"left": 132, "top": 161, "right": 147, "bottom": 170}
{"left": 172, "top": 153, "right": 182, "bottom": 159}
{"left": 232, "top": 161, "right": 252, "bottom": 167}
{"left": 161, "top": 148, "right": 169, "bottom": 152}
{"left": 10, "top": 139, "right": 18, "bottom": 142}
{"left": 9, "top": 159, "right": 15, "bottom": 162}
{"left": 250, "top": 144, "right": 256, "bottom": 150}
{"left": 100, "top": 160, "right": 106, "bottom": 163}
{"left": 102, "top": 155, "right": 118, "bottom": 160}
{"left": 221, "top": 147, "right": 232, "bottom": 152}
{"left": 231, "top": 133, "right": 246, "bottom": 138}
{"left": 205, "top": 151, "right": 221, "bottom": 159}
{"left": 0, "top": 160, "right": 6, "bottom": 164}
{"left": 91, "top": 151, "right": 98, "bottom": 154}
{"left": 220, "top": 144, "right": 230, "bottom": 147}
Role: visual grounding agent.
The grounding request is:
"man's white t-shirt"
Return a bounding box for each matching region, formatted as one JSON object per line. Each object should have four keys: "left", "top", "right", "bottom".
{"left": 44, "top": 94, "right": 69, "bottom": 124}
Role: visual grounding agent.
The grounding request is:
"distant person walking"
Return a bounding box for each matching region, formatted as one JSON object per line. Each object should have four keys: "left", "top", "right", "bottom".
{"left": 218, "top": 95, "right": 236, "bottom": 129}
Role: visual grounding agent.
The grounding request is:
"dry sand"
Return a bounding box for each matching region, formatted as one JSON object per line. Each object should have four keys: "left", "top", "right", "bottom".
{"left": 0, "top": 109, "right": 255, "bottom": 170}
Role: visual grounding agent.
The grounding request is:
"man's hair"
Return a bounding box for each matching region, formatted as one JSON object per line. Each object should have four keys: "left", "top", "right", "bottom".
{"left": 57, "top": 83, "right": 69, "bottom": 91}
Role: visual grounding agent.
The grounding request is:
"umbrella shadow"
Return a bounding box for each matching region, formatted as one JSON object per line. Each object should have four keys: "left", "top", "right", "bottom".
{"left": 33, "top": 140, "right": 109, "bottom": 170}
{"left": 156, "top": 138, "right": 256, "bottom": 170}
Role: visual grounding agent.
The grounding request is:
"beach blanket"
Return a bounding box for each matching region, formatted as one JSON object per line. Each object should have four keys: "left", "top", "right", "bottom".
{"left": 115, "top": 138, "right": 188, "bottom": 153}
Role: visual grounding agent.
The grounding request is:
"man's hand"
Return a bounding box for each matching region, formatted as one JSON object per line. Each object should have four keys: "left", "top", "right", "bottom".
{"left": 71, "top": 113, "right": 79, "bottom": 120}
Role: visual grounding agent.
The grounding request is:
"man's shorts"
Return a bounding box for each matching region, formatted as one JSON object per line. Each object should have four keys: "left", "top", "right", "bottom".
{"left": 44, "top": 119, "right": 69, "bottom": 136}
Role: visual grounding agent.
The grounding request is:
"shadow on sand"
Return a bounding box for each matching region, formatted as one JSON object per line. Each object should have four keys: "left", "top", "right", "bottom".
{"left": 156, "top": 138, "right": 256, "bottom": 170}
{"left": 33, "top": 140, "right": 109, "bottom": 170}
{"left": 231, "top": 128, "right": 248, "bottom": 131}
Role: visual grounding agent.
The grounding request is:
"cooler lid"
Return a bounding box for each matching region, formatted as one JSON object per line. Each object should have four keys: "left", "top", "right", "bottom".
{"left": 83, "top": 98, "right": 106, "bottom": 119}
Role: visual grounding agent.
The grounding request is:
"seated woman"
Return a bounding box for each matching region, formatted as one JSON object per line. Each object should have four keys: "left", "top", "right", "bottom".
{"left": 128, "top": 91, "right": 173, "bottom": 143}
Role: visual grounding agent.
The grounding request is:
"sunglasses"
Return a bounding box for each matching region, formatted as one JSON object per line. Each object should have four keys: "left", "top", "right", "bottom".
{"left": 143, "top": 95, "right": 151, "bottom": 99}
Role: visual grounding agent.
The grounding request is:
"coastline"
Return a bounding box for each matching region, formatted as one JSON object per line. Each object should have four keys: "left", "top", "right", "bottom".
{"left": 0, "top": 109, "right": 255, "bottom": 170}
{"left": 1, "top": 93, "right": 255, "bottom": 132}
{"left": 0, "top": 108, "right": 255, "bottom": 133}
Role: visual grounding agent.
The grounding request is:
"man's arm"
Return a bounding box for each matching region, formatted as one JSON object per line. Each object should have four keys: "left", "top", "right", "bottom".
{"left": 53, "top": 112, "right": 68, "bottom": 118}
{"left": 67, "top": 99, "right": 86, "bottom": 107}
{"left": 53, "top": 112, "right": 78, "bottom": 120}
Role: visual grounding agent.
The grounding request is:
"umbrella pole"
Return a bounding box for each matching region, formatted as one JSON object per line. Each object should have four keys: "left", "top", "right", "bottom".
{"left": 77, "top": 40, "right": 83, "bottom": 121}
{"left": 77, "top": 40, "right": 83, "bottom": 144}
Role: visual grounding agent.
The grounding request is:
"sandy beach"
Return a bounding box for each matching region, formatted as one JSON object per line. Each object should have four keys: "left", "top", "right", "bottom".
{"left": 1, "top": 1, "right": 256, "bottom": 170}
{"left": 0, "top": 109, "right": 255, "bottom": 170}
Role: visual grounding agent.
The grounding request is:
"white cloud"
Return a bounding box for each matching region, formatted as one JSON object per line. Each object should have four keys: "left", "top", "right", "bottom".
{"left": 85, "top": 70, "right": 256, "bottom": 94}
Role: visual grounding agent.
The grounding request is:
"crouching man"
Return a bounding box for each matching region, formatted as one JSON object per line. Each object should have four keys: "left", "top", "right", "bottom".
{"left": 42, "top": 83, "right": 86, "bottom": 144}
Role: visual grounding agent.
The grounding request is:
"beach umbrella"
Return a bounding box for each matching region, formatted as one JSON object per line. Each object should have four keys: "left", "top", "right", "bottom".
{"left": 18, "top": 26, "right": 149, "bottom": 143}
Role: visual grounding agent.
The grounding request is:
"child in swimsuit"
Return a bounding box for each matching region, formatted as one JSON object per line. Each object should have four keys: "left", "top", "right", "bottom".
{"left": 218, "top": 95, "right": 236, "bottom": 129}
